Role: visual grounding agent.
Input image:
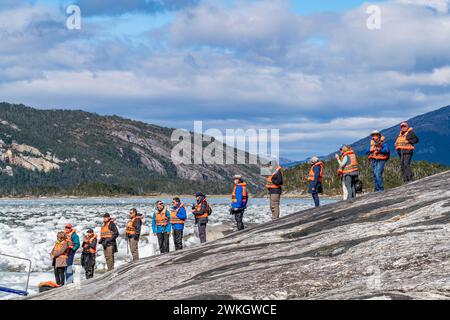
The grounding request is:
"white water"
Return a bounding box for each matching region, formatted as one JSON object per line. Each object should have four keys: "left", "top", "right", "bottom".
{"left": 0, "top": 196, "right": 337, "bottom": 299}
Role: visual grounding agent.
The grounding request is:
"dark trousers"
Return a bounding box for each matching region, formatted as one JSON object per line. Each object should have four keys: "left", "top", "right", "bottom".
{"left": 157, "top": 233, "right": 170, "bottom": 253}
{"left": 233, "top": 209, "right": 245, "bottom": 230}
{"left": 198, "top": 221, "right": 207, "bottom": 243}
{"left": 312, "top": 193, "right": 320, "bottom": 207}
{"left": 400, "top": 151, "right": 414, "bottom": 182}
{"left": 173, "top": 229, "right": 184, "bottom": 250}
{"left": 54, "top": 267, "right": 66, "bottom": 286}
{"left": 344, "top": 175, "right": 357, "bottom": 199}
{"left": 81, "top": 252, "right": 95, "bottom": 279}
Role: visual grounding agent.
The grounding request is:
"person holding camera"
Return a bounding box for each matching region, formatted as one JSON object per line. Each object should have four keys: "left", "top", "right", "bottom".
{"left": 336, "top": 145, "right": 359, "bottom": 200}
{"left": 230, "top": 175, "right": 248, "bottom": 231}
{"left": 99, "top": 213, "right": 119, "bottom": 271}
{"left": 192, "top": 192, "right": 211, "bottom": 243}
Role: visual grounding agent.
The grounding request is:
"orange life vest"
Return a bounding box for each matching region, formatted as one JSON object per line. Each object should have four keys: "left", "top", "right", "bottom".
{"left": 65, "top": 228, "right": 77, "bottom": 250}
{"left": 126, "top": 216, "right": 141, "bottom": 236}
{"left": 170, "top": 204, "right": 186, "bottom": 225}
{"left": 155, "top": 208, "right": 169, "bottom": 226}
{"left": 83, "top": 234, "right": 97, "bottom": 254}
{"left": 100, "top": 220, "right": 113, "bottom": 239}
{"left": 266, "top": 166, "right": 283, "bottom": 189}
{"left": 195, "top": 199, "right": 210, "bottom": 219}
{"left": 395, "top": 128, "right": 415, "bottom": 151}
{"left": 38, "top": 281, "right": 60, "bottom": 288}
{"left": 232, "top": 182, "right": 248, "bottom": 205}
{"left": 53, "top": 240, "right": 69, "bottom": 260}
{"left": 338, "top": 150, "right": 359, "bottom": 175}
{"left": 368, "top": 136, "right": 389, "bottom": 160}
{"left": 308, "top": 162, "right": 324, "bottom": 182}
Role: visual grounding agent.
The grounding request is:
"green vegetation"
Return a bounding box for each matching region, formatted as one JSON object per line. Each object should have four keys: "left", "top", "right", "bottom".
{"left": 284, "top": 156, "right": 449, "bottom": 195}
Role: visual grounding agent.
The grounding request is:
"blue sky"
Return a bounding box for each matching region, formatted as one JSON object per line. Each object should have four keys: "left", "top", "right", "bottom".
{"left": 1, "top": 0, "right": 450, "bottom": 160}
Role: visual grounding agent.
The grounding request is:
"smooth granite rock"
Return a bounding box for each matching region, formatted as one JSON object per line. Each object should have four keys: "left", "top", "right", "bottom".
{"left": 27, "top": 171, "right": 450, "bottom": 300}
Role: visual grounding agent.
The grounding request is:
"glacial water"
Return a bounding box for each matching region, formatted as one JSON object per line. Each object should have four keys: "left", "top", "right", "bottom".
{"left": 0, "top": 196, "right": 337, "bottom": 299}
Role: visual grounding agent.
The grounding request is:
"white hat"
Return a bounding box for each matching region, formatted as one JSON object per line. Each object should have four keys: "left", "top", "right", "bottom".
{"left": 371, "top": 130, "right": 380, "bottom": 136}
{"left": 233, "top": 174, "right": 243, "bottom": 180}
{"left": 310, "top": 156, "right": 319, "bottom": 163}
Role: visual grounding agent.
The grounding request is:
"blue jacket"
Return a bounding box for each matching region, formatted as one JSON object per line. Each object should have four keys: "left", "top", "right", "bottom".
{"left": 171, "top": 204, "right": 187, "bottom": 231}
{"left": 365, "top": 140, "right": 390, "bottom": 161}
{"left": 152, "top": 208, "right": 171, "bottom": 234}
{"left": 70, "top": 233, "right": 80, "bottom": 252}
{"left": 231, "top": 183, "right": 248, "bottom": 209}
{"left": 308, "top": 165, "right": 323, "bottom": 194}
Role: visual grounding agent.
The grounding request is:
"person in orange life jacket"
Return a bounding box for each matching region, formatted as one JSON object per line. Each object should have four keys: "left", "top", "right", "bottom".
{"left": 307, "top": 157, "right": 324, "bottom": 208}
{"left": 192, "top": 192, "right": 210, "bottom": 243}
{"left": 395, "top": 122, "right": 419, "bottom": 183}
{"left": 170, "top": 197, "right": 187, "bottom": 250}
{"left": 365, "top": 130, "right": 390, "bottom": 192}
{"left": 81, "top": 229, "right": 97, "bottom": 279}
{"left": 50, "top": 231, "right": 70, "bottom": 286}
{"left": 230, "top": 175, "right": 248, "bottom": 231}
{"left": 266, "top": 161, "right": 283, "bottom": 220}
{"left": 126, "top": 208, "right": 142, "bottom": 261}
{"left": 63, "top": 223, "right": 79, "bottom": 284}
{"left": 152, "top": 201, "right": 171, "bottom": 254}
{"left": 335, "top": 145, "right": 359, "bottom": 200}
{"left": 99, "top": 213, "right": 119, "bottom": 271}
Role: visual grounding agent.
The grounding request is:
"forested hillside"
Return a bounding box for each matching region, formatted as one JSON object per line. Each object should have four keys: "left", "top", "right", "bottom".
{"left": 0, "top": 103, "right": 263, "bottom": 196}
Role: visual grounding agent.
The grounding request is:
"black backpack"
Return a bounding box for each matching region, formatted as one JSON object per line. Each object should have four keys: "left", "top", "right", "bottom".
{"left": 206, "top": 201, "right": 213, "bottom": 216}
{"left": 355, "top": 178, "right": 363, "bottom": 193}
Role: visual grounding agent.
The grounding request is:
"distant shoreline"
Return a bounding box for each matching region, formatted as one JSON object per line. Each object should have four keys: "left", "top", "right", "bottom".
{"left": 0, "top": 193, "right": 343, "bottom": 201}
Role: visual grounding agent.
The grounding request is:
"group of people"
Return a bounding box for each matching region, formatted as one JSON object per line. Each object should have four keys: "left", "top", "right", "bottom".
{"left": 48, "top": 122, "right": 419, "bottom": 287}
{"left": 307, "top": 122, "right": 419, "bottom": 207}
{"left": 48, "top": 193, "right": 220, "bottom": 285}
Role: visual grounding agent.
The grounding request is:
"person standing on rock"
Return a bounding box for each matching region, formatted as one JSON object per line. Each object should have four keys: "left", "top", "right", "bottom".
{"left": 230, "top": 175, "right": 248, "bottom": 230}
{"left": 266, "top": 161, "right": 283, "bottom": 220}
{"left": 336, "top": 145, "right": 359, "bottom": 200}
{"left": 81, "top": 229, "right": 97, "bottom": 279}
{"left": 63, "top": 223, "right": 80, "bottom": 285}
{"left": 192, "top": 192, "right": 211, "bottom": 243}
{"left": 99, "top": 213, "right": 119, "bottom": 271}
{"left": 307, "top": 157, "right": 324, "bottom": 207}
{"left": 395, "top": 122, "right": 419, "bottom": 183}
{"left": 125, "top": 208, "right": 142, "bottom": 261}
{"left": 366, "top": 130, "right": 390, "bottom": 192}
{"left": 50, "top": 231, "right": 70, "bottom": 286}
{"left": 170, "top": 197, "right": 187, "bottom": 250}
{"left": 152, "top": 201, "right": 171, "bottom": 253}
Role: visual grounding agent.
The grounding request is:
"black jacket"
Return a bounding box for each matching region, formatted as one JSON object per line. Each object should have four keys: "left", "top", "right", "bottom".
{"left": 398, "top": 130, "right": 419, "bottom": 155}
{"left": 268, "top": 169, "right": 283, "bottom": 195}
{"left": 100, "top": 222, "right": 119, "bottom": 252}
{"left": 127, "top": 216, "right": 143, "bottom": 239}
{"left": 82, "top": 237, "right": 97, "bottom": 255}
{"left": 192, "top": 196, "right": 209, "bottom": 223}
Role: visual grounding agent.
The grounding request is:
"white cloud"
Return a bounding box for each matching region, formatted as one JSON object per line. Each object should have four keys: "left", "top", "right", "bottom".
{"left": 1, "top": 0, "right": 450, "bottom": 159}
{"left": 395, "top": 0, "right": 450, "bottom": 13}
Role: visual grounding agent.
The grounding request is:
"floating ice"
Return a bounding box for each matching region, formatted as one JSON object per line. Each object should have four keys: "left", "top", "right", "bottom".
{"left": 0, "top": 196, "right": 336, "bottom": 299}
